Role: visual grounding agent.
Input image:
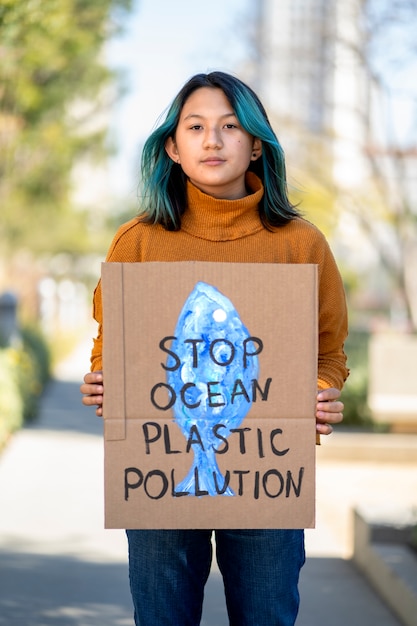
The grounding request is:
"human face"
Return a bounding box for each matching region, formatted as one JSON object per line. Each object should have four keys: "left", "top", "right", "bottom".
{"left": 165, "top": 87, "right": 262, "bottom": 200}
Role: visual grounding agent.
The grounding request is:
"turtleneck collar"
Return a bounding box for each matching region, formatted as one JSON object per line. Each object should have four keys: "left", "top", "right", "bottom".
{"left": 181, "top": 172, "right": 265, "bottom": 242}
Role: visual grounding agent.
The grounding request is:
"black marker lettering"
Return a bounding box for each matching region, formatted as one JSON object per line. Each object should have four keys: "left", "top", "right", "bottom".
{"left": 150, "top": 382, "right": 176, "bottom": 411}
{"left": 242, "top": 337, "right": 263, "bottom": 369}
{"left": 270, "top": 429, "right": 290, "bottom": 456}
{"left": 251, "top": 378, "right": 272, "bottom": 402}
{"left": 159, "top": 336, "right": 181, "bottom": 371}
{"left": 124, "top": 467, "right": 143, "bottom": 500}
{"left": 286, "top": 468, "right": 304, "bottom": 498}
{"left": 144, "top": 470, "right": 169, "bottom": 500}
{"left": 142, "top": 422, "right": 162, "bottom": 454}
{"left": 263, "top": 469, "right": 284, "bottom": 498}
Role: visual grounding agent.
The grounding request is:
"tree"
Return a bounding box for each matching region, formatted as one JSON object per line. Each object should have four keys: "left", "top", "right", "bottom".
{"left": 254, "top": 0, "right": 417, "bottom": 330}
{"left": 335, "top": 0, "right": 417, "bottom": 330}
{"left": 0, "top": 0, "right": 132, "bottom": 257}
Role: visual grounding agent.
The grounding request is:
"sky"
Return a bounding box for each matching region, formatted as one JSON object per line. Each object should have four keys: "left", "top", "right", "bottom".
{"left": 105, "top": 0, "right": 253, "bottom": 197}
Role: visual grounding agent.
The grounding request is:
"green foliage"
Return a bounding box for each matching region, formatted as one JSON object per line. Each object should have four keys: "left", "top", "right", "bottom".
{"left": 21, "top": 324, "right": 51, "bottom": 390}
{"left": 0, "top": 0, "right": 131, "bottom": 256}
{"left": 341, "top": 329, "right": 373, "bottom": 427}
{"left": 0, "top": 324, "right": 51, "bottom": 450}
{"left": 0, "top": 348, "right": 24, "bottom": 448}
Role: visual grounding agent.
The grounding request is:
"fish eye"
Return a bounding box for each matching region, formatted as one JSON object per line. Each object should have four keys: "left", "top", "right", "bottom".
{"left": 212, "top": 308, "right": 227, "bottom": 322}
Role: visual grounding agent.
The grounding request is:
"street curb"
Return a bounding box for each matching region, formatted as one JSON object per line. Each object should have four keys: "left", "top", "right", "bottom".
{"left": 352, "top": 507, "right": 417, "bottom": 626}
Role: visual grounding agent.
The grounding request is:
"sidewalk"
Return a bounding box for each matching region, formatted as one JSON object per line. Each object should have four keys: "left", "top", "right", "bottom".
{"left": 0, "top": 337, "right": 415, "bottom": 625}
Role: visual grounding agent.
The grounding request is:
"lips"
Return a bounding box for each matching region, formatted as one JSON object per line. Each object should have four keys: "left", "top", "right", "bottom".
{"left": 202, "top": 157, "right": 225, "bottom": 165}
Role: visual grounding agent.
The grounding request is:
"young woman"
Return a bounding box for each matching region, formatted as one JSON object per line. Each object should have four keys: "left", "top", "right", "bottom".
{"left": 81, "top": 71, "right": 349, "bottom": 626}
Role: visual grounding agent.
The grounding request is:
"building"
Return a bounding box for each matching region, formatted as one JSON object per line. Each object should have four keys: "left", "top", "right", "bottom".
{"left": 255, "top": 0, "right": 370, "bottom": 187}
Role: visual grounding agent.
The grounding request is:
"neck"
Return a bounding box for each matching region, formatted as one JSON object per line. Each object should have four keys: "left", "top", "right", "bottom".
{"left": 188, "top": 178, "right": 249, "bottom": 200}
{"left": 181, "top": 172, "right": 265, "bottom": 242}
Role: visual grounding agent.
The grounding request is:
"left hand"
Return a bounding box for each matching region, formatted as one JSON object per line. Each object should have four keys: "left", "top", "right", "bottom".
{"left": 316, "top": 387, "right": 344, "bottom": 435}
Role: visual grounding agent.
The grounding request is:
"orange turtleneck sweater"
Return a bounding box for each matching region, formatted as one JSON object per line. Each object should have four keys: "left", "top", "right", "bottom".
{"left": 91, "top": 172, "right": 349, "bottom": 392}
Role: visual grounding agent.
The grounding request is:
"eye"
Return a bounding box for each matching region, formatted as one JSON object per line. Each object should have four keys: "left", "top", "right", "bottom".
{"left": 190, "top": 124, "right": 203, "bottom": 131}
{"left": 224, "top": 123, "right": 238, "bottom": 129}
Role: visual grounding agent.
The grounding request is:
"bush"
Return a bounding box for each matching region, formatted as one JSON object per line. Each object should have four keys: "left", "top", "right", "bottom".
{"left": 0, "top": 325, "right": 51, "bottom": 449}
{"left": 341, "top": 330, "right": 373, "bottom": 427}
{"left": 21, "top": 325, "right": 51, "bottom": 392}
{"left": 0, "top": 348, "right": 24, "bottom": 448}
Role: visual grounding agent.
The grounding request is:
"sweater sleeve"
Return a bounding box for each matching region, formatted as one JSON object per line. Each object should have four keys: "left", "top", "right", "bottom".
{"left": 90, "top": 219, "right": 142, "bottom": 371}
{"left": 90, "top": 282, "right": 104, "bottom": 372}
{"left": 313, "top": 231, "right": 349, "bottom": 390}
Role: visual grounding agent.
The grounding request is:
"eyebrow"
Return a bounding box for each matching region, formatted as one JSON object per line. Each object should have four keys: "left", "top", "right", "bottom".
{"left": 182, "top": 112, "right": 237, "bottom": 122}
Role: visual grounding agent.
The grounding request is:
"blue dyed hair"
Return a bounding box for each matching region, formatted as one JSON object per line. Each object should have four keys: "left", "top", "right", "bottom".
{"left": 139, "top": 71, "right": 299, "bottom": 230}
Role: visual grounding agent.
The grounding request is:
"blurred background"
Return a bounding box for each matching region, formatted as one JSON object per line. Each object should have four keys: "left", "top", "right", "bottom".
{"left": 0, "top": 1, "right": 416, "bottom": 624}
{"left": 1, "top": 0, "right": 417, "bottom": 438}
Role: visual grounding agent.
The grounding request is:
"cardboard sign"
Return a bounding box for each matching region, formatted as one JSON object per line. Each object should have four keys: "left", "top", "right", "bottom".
{"left": 102, "top": 262, "right": 317, "bottom": 529}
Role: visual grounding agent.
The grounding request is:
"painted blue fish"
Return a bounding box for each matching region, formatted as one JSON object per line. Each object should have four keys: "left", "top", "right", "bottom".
{"left": 167, "top": 281, "right": 259, "bottom": 496}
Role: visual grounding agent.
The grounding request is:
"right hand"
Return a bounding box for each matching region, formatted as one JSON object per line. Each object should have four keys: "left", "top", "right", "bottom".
{"left": 80, "top": 371, "right": 104, "bottom": 417}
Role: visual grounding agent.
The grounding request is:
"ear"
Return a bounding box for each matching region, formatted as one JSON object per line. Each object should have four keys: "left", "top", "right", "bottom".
{"left": 165, "top": 136, "right": 180, "bottom": 163}
{"left": 251, "top": 138, "right": 262, "bottom": 161}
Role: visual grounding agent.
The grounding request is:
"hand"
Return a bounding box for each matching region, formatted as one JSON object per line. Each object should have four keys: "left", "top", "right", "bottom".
{"left": 80, "top": 371, "right": 104, "bottom": 417}
{"left": 316, "top": 387, "right": 343, "bottom": 435}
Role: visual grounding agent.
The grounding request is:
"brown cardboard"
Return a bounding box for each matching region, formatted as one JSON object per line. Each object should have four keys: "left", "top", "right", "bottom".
{"left": 102, "top": 262, "right": 318, "bottom": 529}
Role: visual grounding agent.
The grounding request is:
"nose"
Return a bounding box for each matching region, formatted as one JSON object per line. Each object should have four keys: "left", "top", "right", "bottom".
{"left": 203, "top": 126, "right": 222, "bottom": 149}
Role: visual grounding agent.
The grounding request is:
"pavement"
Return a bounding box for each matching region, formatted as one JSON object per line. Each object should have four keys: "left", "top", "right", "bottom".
{"left": 0, "top": 335, "right": 416, "bottom": 625}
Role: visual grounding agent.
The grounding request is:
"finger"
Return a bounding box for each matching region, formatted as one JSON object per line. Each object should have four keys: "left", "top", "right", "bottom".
{"left": 82, "top": 394, "right": 103, "bottom": 407}
{"left": 80, "top": 383, "right": 104, "bottom": 396}
{"left": 83, "top": 371, "right": 103, "bottom": 384}
{"left": 316, "top": 404, "right": 343, "bottom": 420}
{"left": 316, "top": 400, "right": 344, "bottom": 414}
{"left": 317, "top": 387, "right": 340, "bottom": 402}
{"left": 316, "top": 422, "right": 333, "bottom": 435}
{"left": 316, "top": 412, "right": 343, "bottom": 426}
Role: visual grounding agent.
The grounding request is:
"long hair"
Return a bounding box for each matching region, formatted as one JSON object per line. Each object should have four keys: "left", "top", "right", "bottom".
{"left": 139, "top": 71, "right": 300, "bottom": 230}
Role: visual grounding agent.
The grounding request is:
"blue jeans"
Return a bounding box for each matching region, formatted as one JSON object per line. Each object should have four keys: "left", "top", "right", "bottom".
{"left": 126, "top": 529, "right": 305, "bottom": 625}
